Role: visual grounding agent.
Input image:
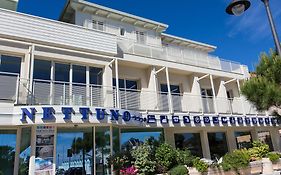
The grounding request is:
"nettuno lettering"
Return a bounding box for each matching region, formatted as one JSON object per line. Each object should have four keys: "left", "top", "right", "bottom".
{"left": 110, "top": 109, "right": 119, "bottom": 121}
{"left": 62, "top": 107, "right": 75, "bottom": 120}
{"left": 21, "top": 108, "right": 37, "bottom": 122}
{"left": 79, "top": 108, "right": 91, "bottom": 120}
{"left": 42, "top": 107, "right": 55, "bottom": 120}
{"left": 96, "top": 108, "right": 106, "bottom": 120}
{"left": 122, "top": 111, "right": 131, "bottom": 122}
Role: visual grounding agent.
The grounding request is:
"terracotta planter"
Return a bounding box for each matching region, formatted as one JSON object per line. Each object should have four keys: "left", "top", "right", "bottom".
{"left": 249, "top": 160, "right": 262, "bottom": 174}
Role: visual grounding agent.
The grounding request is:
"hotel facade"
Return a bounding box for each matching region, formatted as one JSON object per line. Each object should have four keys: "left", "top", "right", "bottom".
{"left": 0, "top": 0, "right": 280, "bottom": 174}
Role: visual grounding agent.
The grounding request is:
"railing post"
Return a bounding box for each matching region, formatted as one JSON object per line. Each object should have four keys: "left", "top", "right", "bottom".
{"left": 14, "top": 74, "right": 20, "bottom": 104}
{"left": 63, "top": 83, "right": 66, "bottom": 106}
{"left": 86, "top": 66, "right": 90, "bottom": 106}
{"left": 50, "top": 61, "right": 55, "bottom": 105}
{"left": 69, "top": 64, "right": 73, "bottom": 105}
{"left": 28, "top": 45, "right": 35, "bottom": 104}
{"left": 115, "top": 59, "right": 120, "bottom": 108}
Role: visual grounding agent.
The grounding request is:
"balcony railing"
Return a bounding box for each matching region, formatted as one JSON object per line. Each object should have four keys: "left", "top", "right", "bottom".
{"left": 0, "top": 73, "right": 263, "bottom": 115}
{"left": 119, "top": 39, "right": 244, "bottom": 74}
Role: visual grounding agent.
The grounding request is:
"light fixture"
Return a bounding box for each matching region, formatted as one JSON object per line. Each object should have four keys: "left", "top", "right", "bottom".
{"left": 226, "top": 0, "right": 251, "bottom": 16}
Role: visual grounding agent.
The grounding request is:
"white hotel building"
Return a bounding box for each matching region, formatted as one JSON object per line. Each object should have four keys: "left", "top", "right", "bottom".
{"left": 0, "top": 0, "right": 280, "bottom": 174}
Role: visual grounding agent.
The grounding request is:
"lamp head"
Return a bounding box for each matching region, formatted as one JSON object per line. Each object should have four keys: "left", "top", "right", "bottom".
{"left": 226, "top": 0, "right": 251, "bottom": 16}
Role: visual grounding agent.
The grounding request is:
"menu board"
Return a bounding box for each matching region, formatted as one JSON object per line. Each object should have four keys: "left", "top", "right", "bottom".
{"left": 35, "top": 126, "right": 55, "bottom": 175}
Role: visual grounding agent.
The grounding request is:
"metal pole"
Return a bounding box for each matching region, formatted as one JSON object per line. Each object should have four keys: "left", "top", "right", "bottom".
{"left": 262, "top": 0, "right": 281, "bottom": 55}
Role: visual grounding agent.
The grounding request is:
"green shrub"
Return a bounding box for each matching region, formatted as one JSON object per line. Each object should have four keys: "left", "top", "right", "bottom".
{"left": 131, "top": 142, "right": 156, "bottom": 174}
{"left": 169, "top": 165, "right": 189, "bottom": 175}
{"left": 221, "top": 149, "right": 250, "bottom": 172}
{"left": 192, "top": 157, "right": 208, "bottom": 173}
{"left": 248, "top": 140, "right": 269, "bottom": 161}
{"left": 267, "top": 152, "right": 280, "bottom": 163}
{"left": 155, "top": 143, "right": 177, "bottom": 171}
{"left": 176, "top": 149, "right": 195, "bottom": 167}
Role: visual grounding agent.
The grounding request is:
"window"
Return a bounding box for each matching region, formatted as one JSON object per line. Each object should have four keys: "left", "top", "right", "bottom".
{"left": 136, "top": 31, "right": 146, "bottom": 44}
{"left": 121, "top": 129, "right": 163, "bottom": 151}
{"left": 55, "top": 63, "right": 70, "bottom": 82}
{"left": 235, "top": 131, "right": 252, "bottom": 149}
{"left": 160, "top": 84, "right": 180, "bottom": 94}
{"left": 208, "top": 132, "right": 228, "bottom": 160}
{"left": 174, "top": 133, "right": 203, "bottom": 157}
{"left": 72, "top": 65, "right": 86, "bottom": 84}
{"left": 33, "top": 59, "right": 51, "bottom": 80}
{"left": 90, "top": 67, "right": 103, "bottom": 85}
{"left": 92, "top": 20, "right": 104, "bottom": 31}
{"left": 258, "top": 131, "right": 274, "bottom": 151}
{"left": 120, "top": 28, "right": 125, "bottom": 36}
{"left": 201, "top": 88, "right": 213, "bottom": 97}
{"left": 113, "top": 78, "right": 138, "bottom": 90}
{"left": 0, "top": 54, "right": 21, "bottom": 74}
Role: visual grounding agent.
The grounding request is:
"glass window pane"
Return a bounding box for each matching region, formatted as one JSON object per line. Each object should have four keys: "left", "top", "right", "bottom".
{"left": 72, "top": 65, "right": 86, "bottom": 84}
{"left": 126, "top": 80, "right": 137, "bottom": 90}
{"left": 121, "top": 129, "right": 163, "bottom": 151}
{"left": 0, "top": 130, "right": 17, "bottom": 175}
{"left": 170, "top": 85, "right": 180, "bottom": 94}
{"left": 19, "top": 128, "right": 31, "bottom": 175}
{"left": 235, "top": 131, "right": 252, "bottom": 149}
{"left": 113, "top": 127, "right": 120, "bottom": 154}
{"left": 207, "top": 132, "right": 228, "bottom": 160}
{"left": 160, "top": 84, "right": 168, "bottom": 93}
{"left": 0, "top": 55, "right": 21, "bottom": 74}
{"left": 174, "top": 133, "right": 203, "bottom": 157}
{"left": 56, "top": 128, "right": 93, "bottom": 175}
{"left": 95, "top": 127, "right": 111, "bottom": 175}
{"left": 90, "top": 67, "right": 102, "bottom": 85}
{"left": 112, "top": 78, "right": 125, "bottom": 88}
{"left": 33, "top": 59, "right": 51, "bottom": 80}
{"left": 55, "top": 63, "right": 70, "bottom": 82}
{"left": 258, "top": 131, "right": 274, "bottom": 151}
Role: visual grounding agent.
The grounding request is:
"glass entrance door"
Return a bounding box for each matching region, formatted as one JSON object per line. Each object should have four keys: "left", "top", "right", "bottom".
{"left": 56, "top": 128, "right": 93, "bottom": 175}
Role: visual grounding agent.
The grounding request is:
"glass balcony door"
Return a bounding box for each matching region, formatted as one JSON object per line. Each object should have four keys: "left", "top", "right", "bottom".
{"left": 201, "top": 88, "right": 215, "bottom": 113}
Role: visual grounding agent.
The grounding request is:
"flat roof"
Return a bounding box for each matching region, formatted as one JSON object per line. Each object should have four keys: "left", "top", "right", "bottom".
{"left": 60, "top": 0, "right": 168, "bottom": 32}
{"left": 161, "top": 33, "right": 217, "bottom": 52}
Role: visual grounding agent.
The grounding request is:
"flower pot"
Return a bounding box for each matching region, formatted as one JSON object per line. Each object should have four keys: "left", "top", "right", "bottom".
{"left": 262, "top": 158, "right": 273, "bottom": 174}
{"left": 272, "top": 158, "right": 281, "bottom": 170}
{"left": 249, "top": 160, "right": 262, "bottom": 174}
{"left": 187, "top": 167, "right": 202, "bottom": 175}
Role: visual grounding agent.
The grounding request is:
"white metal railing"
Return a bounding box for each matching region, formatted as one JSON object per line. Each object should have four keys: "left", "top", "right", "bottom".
{"left": 119, "top": 39, "right": 244, "bottom": 74}
{"left": 0, "top": 73, "right": 263, "bottom": 115}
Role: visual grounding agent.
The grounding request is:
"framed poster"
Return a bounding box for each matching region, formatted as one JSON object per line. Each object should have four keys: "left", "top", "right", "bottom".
{"left": 35, "top": 126, "right": 55, "bottom": 175}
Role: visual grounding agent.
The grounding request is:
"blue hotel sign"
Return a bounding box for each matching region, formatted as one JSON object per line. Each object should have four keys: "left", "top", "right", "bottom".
{"left": 20, "top": 107, "right": 279, "bottom": 126}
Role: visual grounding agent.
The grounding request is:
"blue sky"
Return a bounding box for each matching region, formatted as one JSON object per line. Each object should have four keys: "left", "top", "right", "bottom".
{"left": 17, "top": 0, "right": 281, "bottom": 71}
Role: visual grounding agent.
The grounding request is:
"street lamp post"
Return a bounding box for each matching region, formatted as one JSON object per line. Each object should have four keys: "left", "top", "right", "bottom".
{"left": 226, "top": 0, "right": 281, "bottom": 56}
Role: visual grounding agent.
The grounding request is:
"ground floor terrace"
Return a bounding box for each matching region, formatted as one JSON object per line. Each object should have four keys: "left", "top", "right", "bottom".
{"left": 0, "top": 105, "right": 280, "bottom": 175}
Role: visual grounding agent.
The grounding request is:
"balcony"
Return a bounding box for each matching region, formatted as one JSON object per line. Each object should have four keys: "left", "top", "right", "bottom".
{"left": 0, "top": 72, "right": 262, "bottom": 115}
{"left": 0, "top": 8, "right": 117, "bottom": 55}
{"left": 119, "top": 40, "right": 245, "bottom": 74}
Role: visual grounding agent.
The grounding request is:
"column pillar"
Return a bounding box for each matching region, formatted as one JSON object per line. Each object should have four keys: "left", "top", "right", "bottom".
{"left": 251, "top": 128, "right": 259, "bottom": 141}
{"left": 28, "top": 126, "right": 36, "bottom": 175}
{"left": 210, "top": 75, "right": 218, "bottom": 114}
{"left": 200, "top": 130, "right": 211, "bottom": 159}
{"left": 270, "top": 128, "right": 281, "bottom": 152}
{"left": 226, "top": 129, "right": 237, "bottom": 152}
{"left": 28, "top": 45, "right": 35, "bottom": 104}
{"left": 237, "top": 79, "right": 246, "bottom": 115}
{"left": 165, "top": 67, "right": 173, "bottom": 113}
{"left": 103, "top": 64, "right": 113, "bottom": 107}
{"left": 13, "top": 127, "right": 22, "bottom": 175}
